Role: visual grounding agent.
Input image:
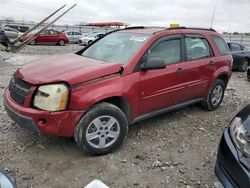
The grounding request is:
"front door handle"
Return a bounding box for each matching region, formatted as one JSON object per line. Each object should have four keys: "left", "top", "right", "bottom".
{"left": 176, "top": 68, "right": 184, "bottom": 73}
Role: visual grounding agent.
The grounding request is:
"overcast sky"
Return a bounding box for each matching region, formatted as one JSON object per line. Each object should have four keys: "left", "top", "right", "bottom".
{"left": 0, "top": 0, "right": 249, "bottom": 32}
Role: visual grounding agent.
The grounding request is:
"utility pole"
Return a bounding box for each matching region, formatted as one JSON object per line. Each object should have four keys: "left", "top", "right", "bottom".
{"left": 210, "top": 7, "right": 216, "bottom": 28}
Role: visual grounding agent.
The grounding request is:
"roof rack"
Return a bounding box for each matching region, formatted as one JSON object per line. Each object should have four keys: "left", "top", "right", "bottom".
{"left": 165, "top": 27, "right": 216, "bottom": 32}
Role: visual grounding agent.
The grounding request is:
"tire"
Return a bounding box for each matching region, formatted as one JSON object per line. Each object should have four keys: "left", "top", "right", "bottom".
{"left": 87, "top": 40, "right": 93, "bottom": 45}
{"left": 58, "top": 39, "right": 65, "bottom": 46}
{"left": 29, "top": 40, "right": 35, "bottom": 45}
{"left": 202, "top": 79, "right": 226, "bottom": 111}
{"left": 239, "top": 58, "right": 248, "bottom": 72}
{"left": 74, "top": 102, "right": 128, "bottom": 155}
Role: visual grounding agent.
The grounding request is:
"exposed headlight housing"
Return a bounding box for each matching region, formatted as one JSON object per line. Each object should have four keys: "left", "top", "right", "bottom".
{"left": 230, "top": 116, "right": 250, "bottom": 156}
{"left": 33, "top": 83, "right": 69, "bottom": 111}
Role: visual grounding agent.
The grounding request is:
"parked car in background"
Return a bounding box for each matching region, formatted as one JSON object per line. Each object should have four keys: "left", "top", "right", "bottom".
{"left": 4, "top": 24, "right": 29, "bottom": 33}
{"left": 2, "top": 27, "right": 20, "bottom": 40}
{"left": 23, "top": 29, "right": 69, "bottom": 46}
{"left": 4, "top": 27, "right": 232, "bottom": 155}
{"left": 79, "top": 32, "right": 105, "bottom": 45}
{"left": 215, "top": 104, "right": 250, "bottom": 187}
{"left": 64, "top": 31, "right": 83, "bottom": 43}
{"left": 227, "top": 42, "right": 250, "bottom": 71}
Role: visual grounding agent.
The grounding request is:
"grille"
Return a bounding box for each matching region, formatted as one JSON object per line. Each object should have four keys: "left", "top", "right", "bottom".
{"left": 9, "top": 74, "right": 33, "bottom": 105}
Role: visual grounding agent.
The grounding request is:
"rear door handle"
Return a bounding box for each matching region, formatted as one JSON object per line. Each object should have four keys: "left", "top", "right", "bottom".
{"left": 176, "top": 68, "right": 184, "bottom": 73}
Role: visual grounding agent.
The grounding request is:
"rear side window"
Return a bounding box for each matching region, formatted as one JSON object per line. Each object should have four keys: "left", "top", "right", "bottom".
{"left": 212, "top": 36, "right": 230, "bottom": 56}
{"left": 185, "top": 37, "right": 212, "bottom": 60}
{"left": 148, "top": 39, "right": 181, "bottom": 65}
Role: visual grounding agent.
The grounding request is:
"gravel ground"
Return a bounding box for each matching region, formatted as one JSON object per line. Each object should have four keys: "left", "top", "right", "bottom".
{"left": 0, "top": 44, "right": 249, "bottom": 188}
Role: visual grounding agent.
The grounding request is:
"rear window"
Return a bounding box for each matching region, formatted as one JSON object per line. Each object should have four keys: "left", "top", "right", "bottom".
{"left": 212, "top": 36, "right": 230, "bottom": 56}
{"left": 185, "top": 37, "right": 212, "bottom": 60}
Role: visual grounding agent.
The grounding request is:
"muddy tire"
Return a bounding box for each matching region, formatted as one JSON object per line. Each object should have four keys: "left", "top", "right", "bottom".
{"left": 202, "top": 79, "right": 226, "bottom": 111}
{"left": 74, "top": 102, "right": 128, "bottom": 155}
{"left": 239, "top": 58, "right": 248, "bottom": 72}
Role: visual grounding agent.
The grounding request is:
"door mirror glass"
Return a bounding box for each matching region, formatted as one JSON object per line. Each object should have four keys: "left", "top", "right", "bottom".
{"left": 141, "top": 58, "right": 166, "bottom": 71}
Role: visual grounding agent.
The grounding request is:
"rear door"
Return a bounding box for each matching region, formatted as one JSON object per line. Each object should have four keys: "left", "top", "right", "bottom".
{"left": 138, "top": 35, "right": 186, "bottom": 115}
{"left": 179, "top": 35, "right": 216, "bottom": 101}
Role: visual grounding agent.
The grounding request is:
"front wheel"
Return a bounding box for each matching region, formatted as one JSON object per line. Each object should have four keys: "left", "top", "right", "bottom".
{"left": 202, "top": 79, "right": 226, "bottom": 111}
{"left": 74, "top": 102, "right": 128, "bottom": 155}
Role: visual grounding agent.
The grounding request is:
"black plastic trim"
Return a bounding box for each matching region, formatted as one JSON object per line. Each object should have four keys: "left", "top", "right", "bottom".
{"left": 132, "top": 98, "right": 203, "bottom": 124}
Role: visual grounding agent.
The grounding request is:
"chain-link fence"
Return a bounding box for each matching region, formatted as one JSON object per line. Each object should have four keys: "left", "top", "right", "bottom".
{"left": 222, "top": 34, "right": 250, "bottom": 47}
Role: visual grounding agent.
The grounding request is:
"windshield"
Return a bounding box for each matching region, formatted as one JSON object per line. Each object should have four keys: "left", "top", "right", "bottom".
{"left": 81, "top": 32, "right": 150, "bottom": 64}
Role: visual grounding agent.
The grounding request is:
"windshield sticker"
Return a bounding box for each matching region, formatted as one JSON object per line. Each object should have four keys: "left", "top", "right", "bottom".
{"left": 129, "top": 36, "right": 148, "bottom": 42}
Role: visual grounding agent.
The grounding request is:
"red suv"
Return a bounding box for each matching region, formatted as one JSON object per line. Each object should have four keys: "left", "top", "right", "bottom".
{"left": 4, "top": 27, "right": 232, "bottom": 155}
{"left": 24, "top": 29, "right": 69, "bottom": 46}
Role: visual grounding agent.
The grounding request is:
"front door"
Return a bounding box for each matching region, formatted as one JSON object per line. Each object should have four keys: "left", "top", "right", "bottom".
{"left": 139, "top": 36, "right": 185, "bottom": 115}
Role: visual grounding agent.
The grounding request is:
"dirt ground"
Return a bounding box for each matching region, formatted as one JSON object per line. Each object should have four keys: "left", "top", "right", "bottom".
{"left": 0, "top": 44, "right": 249, "bottom": 188}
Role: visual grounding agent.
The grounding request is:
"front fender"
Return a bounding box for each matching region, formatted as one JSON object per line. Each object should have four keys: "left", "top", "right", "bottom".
{"left": 69, "top": 73, "right": 140, "bottom": 118}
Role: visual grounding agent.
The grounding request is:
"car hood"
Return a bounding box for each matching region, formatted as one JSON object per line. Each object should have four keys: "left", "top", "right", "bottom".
{"left": 16, "top": 53, "right": 121, "bottom": 85}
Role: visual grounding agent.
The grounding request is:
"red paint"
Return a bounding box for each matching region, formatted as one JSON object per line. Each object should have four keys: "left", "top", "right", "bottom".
{"left": 4, "top": 28, "right": 232, "bottom": 137}
{"left": 22, "top": 29, "right": 69, "bottom": 45}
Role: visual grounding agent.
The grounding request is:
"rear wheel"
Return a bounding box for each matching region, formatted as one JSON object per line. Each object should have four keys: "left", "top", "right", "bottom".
{"left": 239, "top": 58, "right": 248, "bottom": 72}
{"left": 202, "top": 79, "right": 226, "bottom": 111}
{"left": 58, "top": 39, "right": 65, "bottom": 46}
{"left": 74, "top": 102, "right": 128, "bottom": 155}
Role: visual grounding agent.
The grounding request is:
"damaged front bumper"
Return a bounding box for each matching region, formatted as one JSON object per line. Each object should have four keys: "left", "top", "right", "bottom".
{"left": 4, "top": 88, "right": 84, "bottom": 137}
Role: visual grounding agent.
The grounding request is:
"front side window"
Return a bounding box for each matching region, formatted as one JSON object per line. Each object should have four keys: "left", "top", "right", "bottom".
{"left": 185, "top": 37, "right": 211, "bottom": 60}
{"left": 82, "top": 32, "right": 150, "bottom": 64}
{"left": 147, "top": 39, "right": 181, "bottom": 65}
{"left": 40, "top": 30, "right": 50, "bottom": 35}
{"left": 212, "top": 36, "right": 230, "bottom": 56}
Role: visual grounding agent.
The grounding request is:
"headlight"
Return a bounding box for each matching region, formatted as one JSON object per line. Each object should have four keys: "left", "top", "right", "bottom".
{"left": 230, "top": 116, "right": 250, "bottom": 156}
{"left": 33, "top": 83, "right": 69, "bottom": 111}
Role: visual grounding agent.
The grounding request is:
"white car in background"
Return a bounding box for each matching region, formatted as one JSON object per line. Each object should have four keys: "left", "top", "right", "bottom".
{"left": 2, "top": 27, "right": 21, "bottom": 40}
{"left": 64, "top": 31, "right": 83, "bottom": 43}
{"left": 79, "top": 32, "right": 105, "bottom": 46}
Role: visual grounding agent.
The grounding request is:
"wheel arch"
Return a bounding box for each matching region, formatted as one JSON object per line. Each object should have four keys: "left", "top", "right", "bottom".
{"left": 217, "top": 74, "right": 229, "bottom": 87}
{"left": 97, "top": 96, "right": 132, "bottom": 123}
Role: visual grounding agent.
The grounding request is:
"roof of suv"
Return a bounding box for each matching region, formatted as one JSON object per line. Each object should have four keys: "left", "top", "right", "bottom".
{"left": 118, "top": 26, "right": 216, "bottom": 35}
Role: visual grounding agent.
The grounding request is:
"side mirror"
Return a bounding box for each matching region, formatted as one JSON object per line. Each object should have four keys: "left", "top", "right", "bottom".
{"left": 141, "top": 58, "right": 166, "bottom": 71}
